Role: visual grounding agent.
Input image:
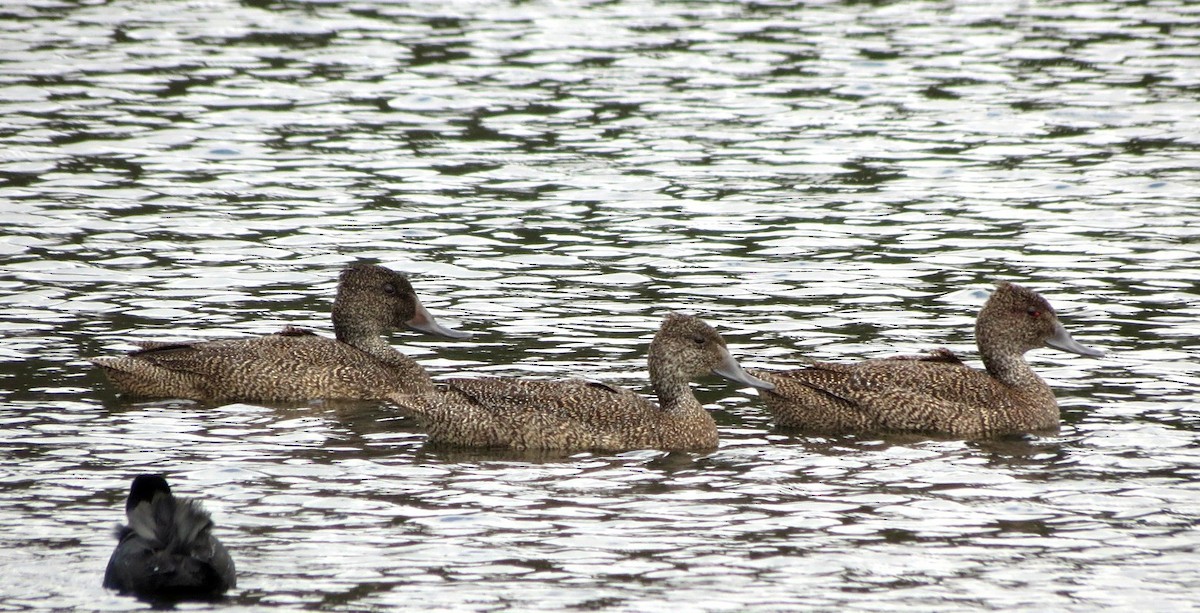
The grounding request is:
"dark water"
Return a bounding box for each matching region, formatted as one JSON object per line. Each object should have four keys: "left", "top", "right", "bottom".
{"left": 2, "top": 0, "right": 1199, "bottom": 610}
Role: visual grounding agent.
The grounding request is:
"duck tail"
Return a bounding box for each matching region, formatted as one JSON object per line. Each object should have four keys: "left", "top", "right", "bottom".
{"left": 124, "top": 475, "right": 215, "bottom": 552}
{"left": 107, "top": 476, "right": 235, "bottom": 599}
{"left": 132, "top": 497, "right": 217, "bottom": 554}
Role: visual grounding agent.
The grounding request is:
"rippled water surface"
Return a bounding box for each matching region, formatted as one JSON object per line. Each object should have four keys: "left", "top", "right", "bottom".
{"left": 2, "top": 0, "right": 1199, "bottom": 610}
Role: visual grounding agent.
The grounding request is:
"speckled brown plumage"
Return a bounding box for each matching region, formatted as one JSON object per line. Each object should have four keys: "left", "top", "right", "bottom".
{"left": 750, "top": 282, "right": 1103, "bottom": 438}
{"left": 91, "top": 263, "right": 468, "bottom": 402}
{"left": 388, "top": 313, "right": 775, "bottom": 452}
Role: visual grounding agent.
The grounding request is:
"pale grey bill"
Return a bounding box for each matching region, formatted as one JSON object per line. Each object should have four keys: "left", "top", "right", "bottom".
{"left": 1045, "top": 322, "right": 1104, "bottom": 357}
{"left": 712, "top": 347, "right": 776, "bottom": 390}
{"left": 407, "top": 300, "right": 472, "bottom": 339}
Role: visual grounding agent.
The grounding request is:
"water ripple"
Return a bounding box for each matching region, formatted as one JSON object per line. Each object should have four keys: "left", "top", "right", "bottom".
{"left": 2, "top": 0, "right": 1199, "bottom": 610}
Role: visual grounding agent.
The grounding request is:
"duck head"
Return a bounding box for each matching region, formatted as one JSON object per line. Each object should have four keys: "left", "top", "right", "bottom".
{"left": 977, "top": 282, "right": 1103, "bottom": 358}
{"left": 649, "top": 313, "right": 775, "bottom": 390}
{"left": 333, "top": 263, "right": 470, "bottom": 341}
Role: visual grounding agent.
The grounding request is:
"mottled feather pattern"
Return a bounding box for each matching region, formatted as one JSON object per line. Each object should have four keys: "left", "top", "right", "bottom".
{"left": 423, "top": 377, "right": 715, "bottom": 451}
{"left": 884, "top": 347, "right": 965, "bottom": 365}
{"left": 95, "top": 334, "right": 434, "bottom": 401}
{"left": 91, "top": 264, "right": 462, "bottom": 402}
{"left": 752, "top": 283, "right": 1099, "bottom": 438}
{"left": 388, "top": 313, "right": 772, "bottom": 452}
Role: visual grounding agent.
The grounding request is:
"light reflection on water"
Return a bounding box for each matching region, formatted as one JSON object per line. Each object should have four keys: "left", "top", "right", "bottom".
{"left": 2, "top": 0, "right": 1199, "bottom": 610}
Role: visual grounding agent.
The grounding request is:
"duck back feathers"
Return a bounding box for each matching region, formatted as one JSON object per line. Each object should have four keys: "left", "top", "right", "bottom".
{"left": 94, "top": 331, "right": 433, "bottom": 402}
{"left": 753, "top": 282, "right": 1102, "bottom": 438}
{"left": 421, "top": 377, "right": 715, "bottom": 451}
{"left": 91, "top": 264, "right": 467, "bottom": 402}
{"left": 389, "top": 313, "right": 774, "bottom": 452}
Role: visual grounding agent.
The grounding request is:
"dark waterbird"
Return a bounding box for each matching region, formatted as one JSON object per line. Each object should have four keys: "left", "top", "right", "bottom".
{"left": 750, "top": 282, "right": 1104, "bottom": 437}
{"left": 103, "top": 475, "right": 236, "bottom": 602}
{"left": 389, "top": 313, "right": 775, "bottom": 451}
{"left": 91, "top": 263, "right": 469, "bottom": 402}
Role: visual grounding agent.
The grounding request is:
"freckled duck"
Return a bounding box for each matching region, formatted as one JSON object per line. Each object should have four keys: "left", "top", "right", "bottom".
{"left": 103, "top": 475, "right": 236, "bottom": 602}
{"left": 91, "top": 263, "right": 469, "bottom": 402}
{"left": 750, "top": 282, "right": 1103, "bottom": 437}
{"left": 387, "top": 313, "right": 775, "bottom": 452}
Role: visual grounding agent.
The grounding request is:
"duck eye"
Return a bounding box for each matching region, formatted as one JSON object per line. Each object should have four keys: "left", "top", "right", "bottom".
{"left": 1026, "top": 307, "right": 1040, "bottom": 318}
{"left": 691, "top": 335, "right": 706, "bottom": 346}
{"left": 383, "top": 283, "right": 396, "bottom": 295}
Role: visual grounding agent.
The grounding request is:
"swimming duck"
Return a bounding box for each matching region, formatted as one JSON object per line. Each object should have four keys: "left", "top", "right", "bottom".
{"left": 91, "top": 263, "right": 469, "bottom": 402}
{"left": 103, "top": 475, "right": 236, "bottom": 602}
{"left": 750, "top": 282, "right": 1103, "bottom": 437}
{"left": 388, "top": 313, "right": 775, "bottom": 451}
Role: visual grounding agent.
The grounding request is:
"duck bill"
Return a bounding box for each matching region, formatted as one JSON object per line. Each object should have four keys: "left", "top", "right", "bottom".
{"left": 406, "top": 300, "right": 472, "bottom": 339}
{"left": 1045, "top": 322, "right": 1103, "bottom": 357}
{"left": 712, "top": 347, "right": 776, "bottom": 391}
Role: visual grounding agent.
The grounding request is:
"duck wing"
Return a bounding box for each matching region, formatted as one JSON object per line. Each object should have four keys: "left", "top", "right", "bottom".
{"left": 767, "top": 360, "right": 1005, "bottom": 433}
{"left": 440, "top": 377, "right": 648, "bottom": 422}
{"left": 393, "top": 377, "right": 655, "bottom": 450}
{"left": 93, "top": 333, "right": 420, "bottom": 401}
{"left": 883, "top": 347, "right": 966, "bottom": 365}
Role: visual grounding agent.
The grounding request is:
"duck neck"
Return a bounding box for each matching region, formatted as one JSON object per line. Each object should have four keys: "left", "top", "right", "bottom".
{"left": 338, "top": 322, "right": 435, "bottom": 395}
{"left": 977, "top": 333, "right": 1044, "bottom": 391}
{"left": 332, "top": 293, "right": 374, "bottom": 341}
{"left": 649, "top": 361, "right": 702, "bottom": 415}
{"left": 980, "top": 352, "right": 1041, "bottom": 387}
